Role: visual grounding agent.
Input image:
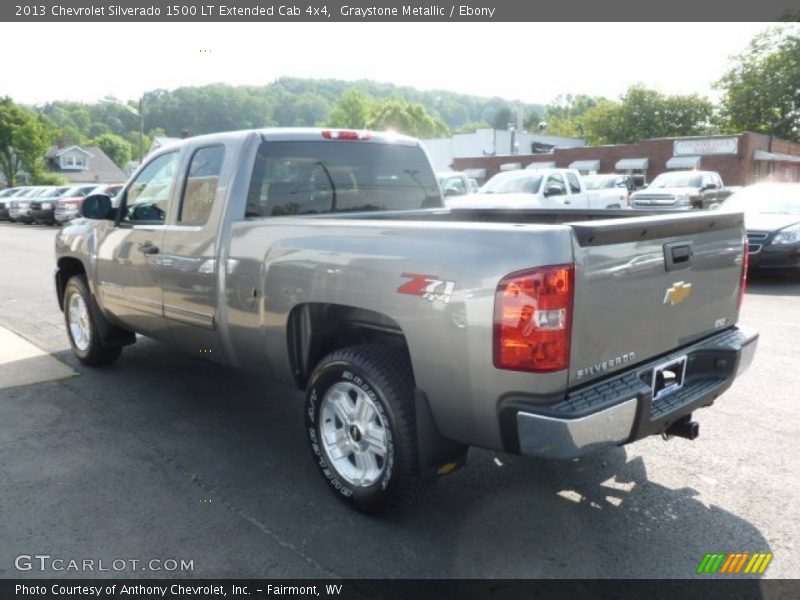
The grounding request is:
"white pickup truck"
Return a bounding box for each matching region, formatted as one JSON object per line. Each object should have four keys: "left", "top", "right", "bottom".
{"left": 445, "top": 168, "right": 624, "bottom": 210}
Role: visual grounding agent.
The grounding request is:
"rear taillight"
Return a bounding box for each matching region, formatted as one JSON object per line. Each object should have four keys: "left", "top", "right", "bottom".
{"left": 738, "top": 237, "right": 748, "bottom": 309}
{"left": 321, "top": 130, "right": 371, "bottom": 140}
{"left": 493, "top": 264, "right": 574, "bottom": 372}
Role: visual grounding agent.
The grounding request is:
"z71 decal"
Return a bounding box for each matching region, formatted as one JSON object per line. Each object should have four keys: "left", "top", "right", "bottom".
{"left": 397, "top": 273, "right": 455, "bottom": 304}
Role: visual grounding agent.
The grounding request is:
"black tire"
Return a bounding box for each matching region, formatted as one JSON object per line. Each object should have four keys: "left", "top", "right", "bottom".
{"left": 306, "top": 344, "right": 424, "bottom": 514}
{"left": 63, "top": 275, "right": 122, "bottom": 366}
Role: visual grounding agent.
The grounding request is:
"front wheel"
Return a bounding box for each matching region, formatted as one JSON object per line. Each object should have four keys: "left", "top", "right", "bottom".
{"left": 305, "top": 344, "right": 424, "bottom": 514}
{"left": 63, "top": 275, "right": 122, "bottom": 366}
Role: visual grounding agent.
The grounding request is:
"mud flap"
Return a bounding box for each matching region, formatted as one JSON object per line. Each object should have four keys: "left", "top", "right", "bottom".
{"left": 415, "top": 390, "right": 468, "bottom": 479}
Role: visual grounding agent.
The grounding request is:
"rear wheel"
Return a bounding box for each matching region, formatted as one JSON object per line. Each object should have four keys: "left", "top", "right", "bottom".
{"left": 63, "top": 275, "right": 122, "bottom": 366}
{"left": 305, "top": 344, "right": 424, "bottom": 514}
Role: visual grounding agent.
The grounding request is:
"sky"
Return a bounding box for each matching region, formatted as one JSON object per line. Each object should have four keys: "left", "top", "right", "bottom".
{"left": 0, "top": 22, "right": 773, "bottom": 106}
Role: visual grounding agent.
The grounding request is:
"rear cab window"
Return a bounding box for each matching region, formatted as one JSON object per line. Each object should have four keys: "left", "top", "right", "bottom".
{"left": 566, "top": 172, "right": 582, "bottom": 194}
{"left": 179, "top": 145, "right": 224, "bottom": 225}
{"left": 244, "top": 140, "right": 441, "bottom": 218}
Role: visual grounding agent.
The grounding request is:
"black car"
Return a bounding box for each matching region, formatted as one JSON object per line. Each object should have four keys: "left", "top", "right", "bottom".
{"left": 720, "top": 183, "right": 800, "bottom": 273}
{"left": 30, "top": 186, "right": 74, "bottom": 225}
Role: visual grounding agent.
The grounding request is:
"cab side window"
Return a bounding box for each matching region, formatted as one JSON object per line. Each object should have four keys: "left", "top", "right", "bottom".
{"left": 179, "top": 145, "right": 224, "bottom": 225}
{"left": 122, "top": 152, "right": 179, "bottom": 224}
{"left": 566, "top": 172, "right": 581, "bottom": 194}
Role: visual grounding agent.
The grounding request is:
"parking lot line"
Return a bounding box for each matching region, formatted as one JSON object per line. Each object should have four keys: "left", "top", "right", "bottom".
{"left": 0, "top": 325, "right": 76, "bottom": 389}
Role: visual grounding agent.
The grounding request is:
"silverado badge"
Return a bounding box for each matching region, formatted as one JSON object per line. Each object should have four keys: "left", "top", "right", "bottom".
{"left": 663, "top": 281, "right": 693, "bottom": 306}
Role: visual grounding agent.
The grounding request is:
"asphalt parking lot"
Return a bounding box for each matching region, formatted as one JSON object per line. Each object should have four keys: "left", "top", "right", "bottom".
{"left": 0, "top": 223, "right": 798, "bottom": 579}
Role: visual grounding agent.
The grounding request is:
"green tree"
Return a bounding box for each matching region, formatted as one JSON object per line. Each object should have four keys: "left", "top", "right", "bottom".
{"left": 539, "top": 95, "right": 605, "bottom": 138}
{"left": 89, "top": 132, "right": 134, "bottom": 168}
{"left": 522, "top": 112, "right": 543, "bottom": 131}
{"left": 125, "top": 130, "right": 151, "bottom": 162}
{"left": 22, "top": 79, "right": 551, "bottom": 149}
{"left": 580, "top": 85, "right": 714, "bottom": 145}
{"left": 492, "top": 106, "right": 513, "bottom": 130}
{"left": 579, "top": 100, "right": 624, "bottom": 145}
{"left": 0, "top": 98, "right": 56, "bottom": 187}
{"left": 716, "top": 25, "right": 800, "bottom": 142}
{"left": 325, "top": 89, "right": 373, "bottom": 128}
{"left": 453, "top": 121, "right": 491, "bottom": 134}
{"left": 367, "top": 98, "right": 450, "bottom": 138}
{"left": 32, "top": 172, "right": 67, "bottom": 185}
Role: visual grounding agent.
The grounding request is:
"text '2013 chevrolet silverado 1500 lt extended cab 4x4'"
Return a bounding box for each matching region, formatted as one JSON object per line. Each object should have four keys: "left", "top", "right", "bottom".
{"left": 55, "top": 128, "right": 758, "bottom": 513}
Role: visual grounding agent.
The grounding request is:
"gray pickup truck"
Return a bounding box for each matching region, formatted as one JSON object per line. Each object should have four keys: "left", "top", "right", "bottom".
{"left": 54, "top": 128, "right": 757, "bottom": 513}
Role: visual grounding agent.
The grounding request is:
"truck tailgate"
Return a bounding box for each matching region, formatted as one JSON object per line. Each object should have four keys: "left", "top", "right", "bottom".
{"left": 567, "top": 211, "right": 746, "bottom": 386}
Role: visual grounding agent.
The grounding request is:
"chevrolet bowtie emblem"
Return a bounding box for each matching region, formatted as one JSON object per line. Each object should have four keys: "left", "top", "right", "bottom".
{"left": 663, "top": 281, "right": 693, "bottom": 306}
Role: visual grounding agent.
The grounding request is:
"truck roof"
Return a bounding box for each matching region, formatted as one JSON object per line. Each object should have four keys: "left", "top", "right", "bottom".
{"left": 154, "top": 128, "right": 422, "bottom": 151}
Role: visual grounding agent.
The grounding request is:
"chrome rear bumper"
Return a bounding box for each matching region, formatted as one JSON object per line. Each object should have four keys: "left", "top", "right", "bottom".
{"left": 513, "top": 327, "right": 758, "bottom": 459}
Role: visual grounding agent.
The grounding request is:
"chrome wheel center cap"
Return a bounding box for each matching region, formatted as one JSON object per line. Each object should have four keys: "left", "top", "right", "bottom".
{"left": 349, "top": 424, "right": 362, "bottom": 443}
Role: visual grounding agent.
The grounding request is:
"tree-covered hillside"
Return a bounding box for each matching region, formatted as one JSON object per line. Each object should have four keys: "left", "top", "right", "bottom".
{"left": 36, "top": 77, "right": 547, "bottom": 163}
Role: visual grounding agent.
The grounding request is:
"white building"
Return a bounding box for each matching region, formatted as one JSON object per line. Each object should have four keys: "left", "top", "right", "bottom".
{"left": 422, "top": 128, "right": 585, "bottom": 173}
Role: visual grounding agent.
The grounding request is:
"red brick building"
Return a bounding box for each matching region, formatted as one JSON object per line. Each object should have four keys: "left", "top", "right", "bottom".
{"left": 453, "top": 132, "right": 800, "bottom": 187}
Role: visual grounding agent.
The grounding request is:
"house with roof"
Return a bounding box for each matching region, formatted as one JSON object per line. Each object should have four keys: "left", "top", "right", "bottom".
{"left": 45, "top": 144, "right": 127, "bottom": 184}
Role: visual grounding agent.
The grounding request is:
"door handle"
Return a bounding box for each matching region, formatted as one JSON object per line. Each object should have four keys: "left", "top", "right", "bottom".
{"left": 138, "top": 242, "right": 159, "bottom": 255}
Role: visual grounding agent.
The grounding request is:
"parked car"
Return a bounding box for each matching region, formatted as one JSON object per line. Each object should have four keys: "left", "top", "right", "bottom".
{"left": 30, "top": 186, "right": 75, "bottom": 225}
{"left": 445, "top": 168, "right": 623, "bottom": 210}
{"left": 582, "top": 174, "right": 634, "bottom": 208}
{"left": 630, "top": 171, "right": 726, "bottom": 210}
{"left": 436, "top": 171, "right": 473, "bottom": 198}
{"left": 0, "top": 186, "right": 23, "bottom": 198}
{"left": 0, "top": 187, "right": 29, "bottom": 221}
{"left": 54, "top": 184, "right": 112, "bottom": 225}
{"left": 718, "top": 182, "right": 800, "bottom": 275}
{"left": 98, "top": 183, "right": 125, "bottom": 206}
{"left": 9, "top": 186, "right": 53, "bottom": 223}
{"left": 55, "top": 128, "right": 756, "bottom": 513}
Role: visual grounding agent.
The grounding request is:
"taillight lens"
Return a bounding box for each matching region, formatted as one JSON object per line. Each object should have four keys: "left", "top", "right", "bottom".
{"left": 321, "top": 130, "right": 371, "bottom": 140}
{"left": 738, "top": 237, "right": 748, "bottom": 309}
{"left": 494, "top": 264, "right": 574, "bottom": 372}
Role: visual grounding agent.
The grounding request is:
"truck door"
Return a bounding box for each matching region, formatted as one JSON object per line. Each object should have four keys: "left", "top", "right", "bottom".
{"left": 565, "top": 171, "right": 589, "bottom": 208}
{"left": 159, "top": 144, "right": 228, "bottom": 360}
{"left": 541, "top": 173, "right": 571, "bottom": 208}
{"left": 95, "top": 150, "right": 179, "bottom": 341}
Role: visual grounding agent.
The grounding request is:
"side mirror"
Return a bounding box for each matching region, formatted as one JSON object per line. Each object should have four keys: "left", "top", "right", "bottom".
{"left": 708, "top": 202, "right": 721, "bottom": 210}
{"left": 443, "top": 187, "right": 461, "bottom": 197}
{"left": 544, "top": 185, "right": 564, "bottom": 197}
{"left": 702, "top": 183, "right": 716, "bottom": 191}
{"left": 80, "top": 194, "right": 113, "bottom": 219}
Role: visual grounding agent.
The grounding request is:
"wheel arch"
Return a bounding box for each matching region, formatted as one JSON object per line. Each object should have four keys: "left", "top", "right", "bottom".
{"left": 55, "top": 256, "right": 87, "bottom": 311}
{"left": 287, "top": 302, "right": 413, "bottom": 390}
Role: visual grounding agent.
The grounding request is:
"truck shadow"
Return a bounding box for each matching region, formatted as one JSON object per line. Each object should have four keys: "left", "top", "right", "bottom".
{"left": 746, "top": 270, "right": 800, "bottom": 296}
{"left": 0, "top": 342, "right": 774, "bottom": 581}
